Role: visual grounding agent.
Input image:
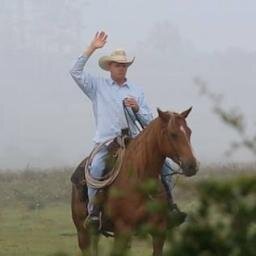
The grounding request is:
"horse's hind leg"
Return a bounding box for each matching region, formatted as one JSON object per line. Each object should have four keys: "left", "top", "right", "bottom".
{"left": 71, "top": 184, "right": 91, "bottom": 254}
{"left": 151, "top": 233, "right": 166, "bottom": 256}
{"left": 76, "top": 228, "right": 99, "bottom": 256}
{"left": 76, "top": 228, "right": 90, "bottom": 255}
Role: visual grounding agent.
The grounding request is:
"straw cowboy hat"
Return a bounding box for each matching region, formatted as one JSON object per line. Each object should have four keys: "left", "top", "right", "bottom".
{"left": 98, "top": 49, "right": 135, "bottom": 71}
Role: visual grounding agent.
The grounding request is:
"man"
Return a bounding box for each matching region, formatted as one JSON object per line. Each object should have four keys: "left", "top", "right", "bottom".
{"left": 70, "top": 31, "right": 186, "bottom": 227}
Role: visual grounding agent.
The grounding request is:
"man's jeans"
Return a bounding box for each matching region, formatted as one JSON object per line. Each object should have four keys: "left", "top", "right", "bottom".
{"left": 87, "top": 145, "right": 174, "bottom": 215}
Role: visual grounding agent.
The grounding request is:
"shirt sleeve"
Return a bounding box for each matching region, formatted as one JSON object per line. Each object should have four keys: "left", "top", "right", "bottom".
{"left": 69, "top": 55, "right": 98, "bottom": 100}
{"left": 136, "top": 91, "right": 154, "bottom": 126}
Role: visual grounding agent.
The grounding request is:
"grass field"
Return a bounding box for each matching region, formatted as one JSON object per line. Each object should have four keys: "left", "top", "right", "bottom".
{"left": 0, "top": 164, "right": 255, "bottom": 255}
{"left": 0, "top": 204, "right": 155, "bottom": 256}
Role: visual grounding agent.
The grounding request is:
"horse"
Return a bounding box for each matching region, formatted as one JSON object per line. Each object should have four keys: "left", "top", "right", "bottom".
{"left": 71, "top": 107, "right": 199, "bottom": 256}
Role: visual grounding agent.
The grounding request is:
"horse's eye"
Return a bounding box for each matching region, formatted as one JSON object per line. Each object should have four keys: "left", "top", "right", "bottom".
{"left": 170, "top": 133, "right": 178, "bottom": 139}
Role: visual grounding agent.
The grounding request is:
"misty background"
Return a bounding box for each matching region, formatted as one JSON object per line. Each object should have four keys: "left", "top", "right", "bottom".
{"left": 1, "top": 0, "right": 255, "bottom": 169}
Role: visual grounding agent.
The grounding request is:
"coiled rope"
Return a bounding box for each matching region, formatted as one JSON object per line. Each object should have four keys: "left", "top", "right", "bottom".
{"left": 84, "top": 137, "right": 127, "bottom": 189}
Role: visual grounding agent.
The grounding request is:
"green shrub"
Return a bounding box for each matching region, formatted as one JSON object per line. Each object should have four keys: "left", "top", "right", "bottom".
{"left": 166, "top": 176, "right": 256, "bottom": 256}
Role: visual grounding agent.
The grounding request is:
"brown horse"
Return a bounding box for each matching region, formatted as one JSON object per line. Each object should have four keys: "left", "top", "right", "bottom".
{"left": 71, "top": 108, "right": 199, "bottom": 256}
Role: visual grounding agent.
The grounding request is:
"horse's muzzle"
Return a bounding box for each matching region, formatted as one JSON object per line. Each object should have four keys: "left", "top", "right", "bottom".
{"left": 181, "top": 160, "right": 199, "bottom": 177}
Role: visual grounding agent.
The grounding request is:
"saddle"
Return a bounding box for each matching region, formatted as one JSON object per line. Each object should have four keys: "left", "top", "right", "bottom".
{"left": 70, "top": 133, "right": 132, "bottom": 200}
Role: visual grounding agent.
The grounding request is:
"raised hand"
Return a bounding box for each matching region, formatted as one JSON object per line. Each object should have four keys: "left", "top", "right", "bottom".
{"left": 90, "top": 31, "right": 108, "bottom": 50}
{"left": 83, "top": 31, "right": 108, "bottom": 57}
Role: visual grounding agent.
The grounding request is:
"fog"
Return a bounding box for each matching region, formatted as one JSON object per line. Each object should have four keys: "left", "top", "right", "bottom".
{"left": 1, "top": 0, "right": 255, "bottom": 169}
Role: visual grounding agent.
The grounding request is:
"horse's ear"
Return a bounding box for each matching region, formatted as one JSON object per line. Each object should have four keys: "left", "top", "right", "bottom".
{"left": 180, "top": 107, "right": 192, "bottom": 119}
{"left": 157, "top": 108, "right": 170, "bottom": 122}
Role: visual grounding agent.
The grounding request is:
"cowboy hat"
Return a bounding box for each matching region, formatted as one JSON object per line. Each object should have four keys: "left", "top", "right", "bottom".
{"left": 98, "top": 49, "right": 135, "bottom": 71}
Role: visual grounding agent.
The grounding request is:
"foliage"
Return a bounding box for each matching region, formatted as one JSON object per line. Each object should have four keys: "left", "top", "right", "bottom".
{"left": 194, "top": 77, "right": 256, "bottom": 156}
{"left": 166, "top": 175, "right": 256, "bottom": 256}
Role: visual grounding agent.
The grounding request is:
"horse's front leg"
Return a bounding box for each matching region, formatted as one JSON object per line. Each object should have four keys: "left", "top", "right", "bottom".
{"left": 151, "top": 233, "right": 166, "bottom": 256}
{"left": 111, "top": 235, "right": 132, "bottom": 256}
{"left": 89, "top": 232, "right": 99, "bottom": 256}
{"left": 110, "top": 221, "right": 132, "bottom": 256}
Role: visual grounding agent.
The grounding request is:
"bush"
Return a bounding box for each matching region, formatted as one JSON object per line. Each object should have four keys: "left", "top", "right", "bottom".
{"left": 166, "top": 175, "right": 256, "bottom": 256}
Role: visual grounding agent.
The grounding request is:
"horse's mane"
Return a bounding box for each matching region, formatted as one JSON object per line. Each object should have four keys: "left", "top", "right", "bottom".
{"left": 121, "top": 117, "right": 166, "bottom": 180}
{"left": 130, "top": 117, "right": 161, "bottom": 149}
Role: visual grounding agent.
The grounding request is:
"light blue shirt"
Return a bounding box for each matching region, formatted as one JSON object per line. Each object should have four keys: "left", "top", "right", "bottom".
{"left": 70, "top": 55, "right": 153, "bottom": 143}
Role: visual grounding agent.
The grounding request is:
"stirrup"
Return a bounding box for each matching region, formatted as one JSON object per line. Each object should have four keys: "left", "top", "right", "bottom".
{"left": 83, "top": 212, "right": 102, "bottom": 231}
{"left": 84, "top": 215, "right": 100, "bottom": 230}
{"left": 168, "top": 203, "right": 187, "bottom": 227}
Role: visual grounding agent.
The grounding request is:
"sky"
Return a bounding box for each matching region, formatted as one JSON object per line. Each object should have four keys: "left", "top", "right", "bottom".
{"left": 0, "top": 0, "right": 256, "bottom": 169}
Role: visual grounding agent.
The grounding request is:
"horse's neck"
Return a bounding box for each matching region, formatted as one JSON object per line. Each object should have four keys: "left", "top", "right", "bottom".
{"left": 128, "top": 118, "right": 165, "bottom": 178}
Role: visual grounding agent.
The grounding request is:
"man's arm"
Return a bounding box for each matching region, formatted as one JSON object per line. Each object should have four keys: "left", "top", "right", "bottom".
{"left": 69, "top": 31, "right": 108, "bottom": 100}
{"left": 136, "top": 91, "right": 154, "bottom": 126}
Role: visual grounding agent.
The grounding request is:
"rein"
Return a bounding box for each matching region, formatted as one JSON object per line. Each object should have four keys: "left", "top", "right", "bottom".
{"left": 122, "top": 100, "right": 143, "bottom": 134}
{"left": 122, "top": 102, "right": 184, "bottom": 176}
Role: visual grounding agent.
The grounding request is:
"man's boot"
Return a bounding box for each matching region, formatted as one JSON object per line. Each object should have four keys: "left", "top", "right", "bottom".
{"left": 84, "top": 199, "right": 101, "bottom": 232}
{"left": 161, "top": 174, "right": 187, "bottom": 227}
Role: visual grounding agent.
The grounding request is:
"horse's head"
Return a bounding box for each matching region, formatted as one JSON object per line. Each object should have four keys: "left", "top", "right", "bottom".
{"left": 157, "top": 107, "right": 199, "bottom": 177}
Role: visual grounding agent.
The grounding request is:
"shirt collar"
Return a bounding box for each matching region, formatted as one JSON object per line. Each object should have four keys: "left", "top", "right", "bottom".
{"left": 110, "top": 78, "right": 130, "bottom": 88}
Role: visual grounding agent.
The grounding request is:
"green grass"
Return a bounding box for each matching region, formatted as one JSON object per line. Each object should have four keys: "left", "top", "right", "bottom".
{"left": 0, "top": 203, "right": 153, "bottom": 256}
{"left": 0, "top": 204, "right": 77, "bottom": 256}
